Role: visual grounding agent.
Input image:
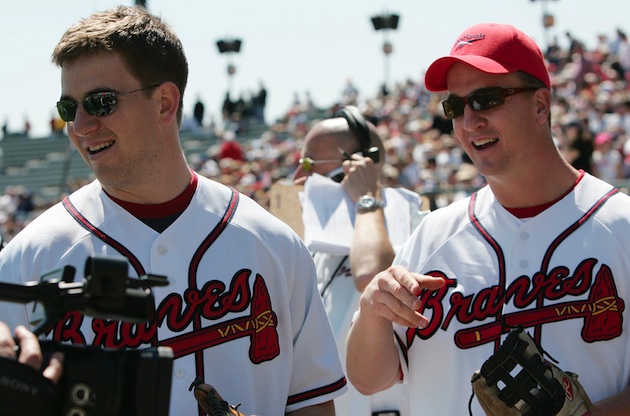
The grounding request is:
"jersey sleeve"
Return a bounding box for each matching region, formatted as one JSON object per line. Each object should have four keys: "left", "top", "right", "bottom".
{"left": 284, "top": 233, "right": 348, "bottom": 412}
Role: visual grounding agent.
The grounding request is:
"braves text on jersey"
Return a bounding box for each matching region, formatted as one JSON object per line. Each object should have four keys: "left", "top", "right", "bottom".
{"left": 391, "top": 173, "right": 630, "bottom": 416}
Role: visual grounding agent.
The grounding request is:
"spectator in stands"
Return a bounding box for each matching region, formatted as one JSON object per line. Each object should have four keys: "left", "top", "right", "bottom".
{"left": 303, "top": 91, "right": 316, "bottom": 112}
{"left": 0, "top": 185, "right": 22, "bottom": 245}
{"left": 50, "top": 114, "right": 66, "bottom": 138}
{"left": 592, "top": 131, "right": 623, "bottom": 182}
{"left": 252, "top": 80, "right": 267, "bottom": 125}
{"left": 221, "top": 91, "right": 234, "bottom": 122}
{"left": 217, "top": 130, "right": 244, "bottom": 161}
{"left": 623, "top": 138, "right": 630, "bottom": 179}
{"left": 193, "top": 98, "right": 205, "bottom": 128}
{"left": 22, "top": 117, "right": 31, "bottom": 138}
{"left": 545, "top": 35, "right": 564, "bottom": 70}
{"left": 615, "top": 30, "right": 630, "bottom": 78}
{"left": 14, "top": 188, "right": 34, "bottom": 222}
{"left": 561, "top": 120, "right": 594, "bottom": 173}
{"left": 341, "top": 78, "right": 359, "bottom": 105}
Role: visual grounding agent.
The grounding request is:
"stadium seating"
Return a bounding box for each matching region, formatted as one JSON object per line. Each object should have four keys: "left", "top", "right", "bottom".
{"left": 0, "top": 128, "right": 222, "bottom": 202}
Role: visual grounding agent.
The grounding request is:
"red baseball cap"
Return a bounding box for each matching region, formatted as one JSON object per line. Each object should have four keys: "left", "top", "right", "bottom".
{"left": 424, "top": 23, "right": 551, "bottom": 92}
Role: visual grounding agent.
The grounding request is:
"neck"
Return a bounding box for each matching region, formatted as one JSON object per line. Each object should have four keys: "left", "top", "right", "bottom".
{"left": 487, "top": 157, "right": 580, "bottom": 209}
{"left": 102, "top": 165, "right": 194, "bottom": 204}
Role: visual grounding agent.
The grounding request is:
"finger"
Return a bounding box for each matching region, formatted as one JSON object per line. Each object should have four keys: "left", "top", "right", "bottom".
{"left": 0, "top": 321, "right": 17, "bottom": 359}
{"left": 368, "top": 288, "right": 427, "bottom": 328}
{"left": 388, "top": 266, "right": 423, "bottom": 298}
{"left": 416, "top": 274, "right": 446, "bottom": 291}
{"left": 390, "top": 266, "right": 445, "bottom": 295}
{"left": 42, "top": 352, "right": 64, "bottom": 384}
{"left": 365, "top": 272, "right": 425, "bottom": 327}
{"left": 385, "top": 267, "right": 445, "bottom": 326}
{"left": 350, "top": 152, "right": 371, "bottom": 163}
{"left": 347, "top": 156, "right": 372, "bottom": 171}
{"left": 15, "top": 325, "right": 43, "bottom": 369}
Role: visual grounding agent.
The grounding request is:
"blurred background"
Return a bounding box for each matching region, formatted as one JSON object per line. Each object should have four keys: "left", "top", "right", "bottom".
{"left": 2, "top": 0, "right": 630, "bottom": 244}
{"left": 1, "top": 0, "right": 626, "bottom": 137}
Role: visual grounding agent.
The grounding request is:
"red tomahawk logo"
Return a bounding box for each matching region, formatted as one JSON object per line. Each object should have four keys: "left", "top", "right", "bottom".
{"left": 455, "top": 264, "right": 624, "bottom": 349}
{"left": 160, "top": 274, "right": 280, "bottom": 363}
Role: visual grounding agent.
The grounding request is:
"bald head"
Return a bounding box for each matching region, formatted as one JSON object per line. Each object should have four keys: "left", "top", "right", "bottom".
{"left": 293, "top": 116, "right": 384, "bottom": 182}
{"left": 305, "top": 117, "right": 384, "bottom": 159}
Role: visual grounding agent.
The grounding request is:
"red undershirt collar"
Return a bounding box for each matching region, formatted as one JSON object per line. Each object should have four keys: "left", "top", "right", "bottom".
{"left": 504, "top": 170, "right": 585, "bottom": 219}
{"left": 105, "top": 170, "right": 198, "bottom": 219}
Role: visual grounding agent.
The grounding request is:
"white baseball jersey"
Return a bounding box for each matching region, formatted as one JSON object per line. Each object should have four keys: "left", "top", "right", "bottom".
{"left": 315, "top": 187, "right": 423, "bottom": 416}
{"left": 391, "top": 173, "right": 630, "bottom": 415}
{"left": 0, "top": 175, "right": 347, "bottom": 415}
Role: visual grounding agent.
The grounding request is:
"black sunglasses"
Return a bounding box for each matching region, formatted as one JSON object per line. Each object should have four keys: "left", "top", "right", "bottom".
{"left": 56, "top": 83, "right": 162, "bottom": 122}
{"left": 442, "top": 86, "right": 540, "bottom": 120}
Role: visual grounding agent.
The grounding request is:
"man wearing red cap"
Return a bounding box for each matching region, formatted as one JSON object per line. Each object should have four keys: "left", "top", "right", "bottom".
{"left": 347, "top": 23, "right": 630, "bottom": 415}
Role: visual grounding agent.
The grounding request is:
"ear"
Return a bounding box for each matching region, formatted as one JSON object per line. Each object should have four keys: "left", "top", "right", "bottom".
{"left": 156, "top": 81, "right": 181, "bottom": 126}
{"left": 533, "top": 88, "right": 551, "bottom": 126}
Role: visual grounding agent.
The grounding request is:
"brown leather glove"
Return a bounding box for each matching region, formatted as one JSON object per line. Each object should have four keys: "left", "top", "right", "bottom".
{"left": 189, "top": 377, "right": 246, "bottom": 416}
{"left": 470, "top": 327, "right": 594, "bottom": 416}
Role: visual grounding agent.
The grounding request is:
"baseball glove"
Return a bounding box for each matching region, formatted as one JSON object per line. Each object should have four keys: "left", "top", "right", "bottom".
{"left": 470, "top": 326, "right": 594, "bottom": 416}
{"left": 189, "top": 377, "right": 246, "bottom": 416}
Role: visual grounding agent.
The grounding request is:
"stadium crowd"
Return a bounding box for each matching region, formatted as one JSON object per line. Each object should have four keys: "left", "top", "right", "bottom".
{"left": 2, "top": 27, "right": 630, "bottom": 246}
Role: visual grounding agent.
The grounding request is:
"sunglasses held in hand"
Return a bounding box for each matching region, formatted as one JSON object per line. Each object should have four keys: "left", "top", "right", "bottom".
{"left": 56, "top": 83, "right": 162, "bottom": 122}
{"left": 442, "top": 86, "right": 540, "bottom": 120}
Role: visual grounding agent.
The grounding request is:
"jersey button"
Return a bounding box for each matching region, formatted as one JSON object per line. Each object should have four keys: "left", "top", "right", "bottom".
{"left": 174, "top": 368, "right": 185, "bottom": 378}
{"left": 519, "top": 260, "right": 529, "bottom": 268}
{"left": 157, "top": 245, "right": 168, "bottom": 254}
{"left": 520, "top": 232, "right": 530, "bottom": 240}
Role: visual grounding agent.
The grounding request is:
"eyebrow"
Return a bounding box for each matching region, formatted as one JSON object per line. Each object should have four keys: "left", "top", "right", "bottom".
{"left": 59, "top": 87, "right": 117, "bottom": 101}
{"left": 446, "top": 88, "right": 482, "bottom": 99}
{"left": 446, "top": 87, "right": 497, "bottom": 100}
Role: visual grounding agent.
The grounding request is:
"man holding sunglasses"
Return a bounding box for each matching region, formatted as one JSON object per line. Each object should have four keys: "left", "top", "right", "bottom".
{"left": 347, "top": 23, "right": 630, "bottom": 415}
{"left": 0, "top": 5, "right": 347, "bottom": 416}
{"left": 293, "top": 111, "right": 424, "bottom": 416}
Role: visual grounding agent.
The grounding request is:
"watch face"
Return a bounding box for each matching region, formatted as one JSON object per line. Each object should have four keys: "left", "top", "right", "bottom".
{"left": 358, "top": 195, "right": 384, "bottom": 211}
{"left": 359, "top": 195, "right": 375, "bottom": 208}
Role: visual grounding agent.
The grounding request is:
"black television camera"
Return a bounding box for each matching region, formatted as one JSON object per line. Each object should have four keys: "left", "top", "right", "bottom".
{"left": 0, "top": 255, "right": 173, "bottom": 416}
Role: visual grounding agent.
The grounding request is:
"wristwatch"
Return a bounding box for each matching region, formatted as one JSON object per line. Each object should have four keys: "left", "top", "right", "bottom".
{"left": 356, "top": 194, "right": 385, "bottom": 212}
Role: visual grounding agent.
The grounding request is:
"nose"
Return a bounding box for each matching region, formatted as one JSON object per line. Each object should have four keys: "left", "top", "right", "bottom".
{"left": 459, "top": 104, "right": 487, "bottom": 131}
{"left": 70, "top": 105, "right": 99, "bottom": 137}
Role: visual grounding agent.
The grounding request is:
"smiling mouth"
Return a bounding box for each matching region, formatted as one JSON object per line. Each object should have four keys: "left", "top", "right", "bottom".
{"left": 473, "top": 138, "right": 497, "bottom": 149}
{"left": 88, "top": 141, "right": 114, "bottom": 154}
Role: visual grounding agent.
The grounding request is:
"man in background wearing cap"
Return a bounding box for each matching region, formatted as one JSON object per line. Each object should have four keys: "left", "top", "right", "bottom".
{"left": 347, "top": 22, "right": 630, "bottom": 415}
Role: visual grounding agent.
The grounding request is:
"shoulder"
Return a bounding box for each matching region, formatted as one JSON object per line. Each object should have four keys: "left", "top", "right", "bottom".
{"left": 423, "top": 191, "right": 477, "bottom": 228}
{"left": 196, "top": 175, "right": 306, "bottom": 246}
{"left": 395, "top": 193, "right": 474, "bottom": 263}
{"left": 576, "top": 175, "right": 630, "bottom": 231}
{"left": 1, "top": 181, "right": 104, "bottom": 254}
{"left": 577, "top": 174, "right": 630, "bottom": 213}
